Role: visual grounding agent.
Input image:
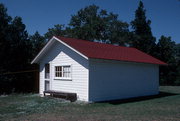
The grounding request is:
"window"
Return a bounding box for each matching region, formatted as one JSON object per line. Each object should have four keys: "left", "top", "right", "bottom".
{"left": 55, "top": 65, "right": 71, "bottom": 79}
{"left": 55, "top": 66, "right": 62, "bottom": 77}
{"left": 63, "top": 66, "right": 71, "bottom": 78}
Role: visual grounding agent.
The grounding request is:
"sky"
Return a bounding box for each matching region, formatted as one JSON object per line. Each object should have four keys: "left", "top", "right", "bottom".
{"left": 0, "top": 0, "right": 180, "bottom": 43}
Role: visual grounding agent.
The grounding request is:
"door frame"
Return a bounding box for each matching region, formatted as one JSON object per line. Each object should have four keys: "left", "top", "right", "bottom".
{"left": 44, "top": 62, "right": 52, "bottom": 91}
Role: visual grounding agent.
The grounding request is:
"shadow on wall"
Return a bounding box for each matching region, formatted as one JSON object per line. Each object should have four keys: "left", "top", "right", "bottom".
{"left": 98, "top": 91, "right": 178, "bottom": 105}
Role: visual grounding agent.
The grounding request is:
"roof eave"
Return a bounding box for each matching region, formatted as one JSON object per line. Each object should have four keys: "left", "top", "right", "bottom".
{"left": 31, "top": 37, "right": 56, "bottom": 64}
{"left": 89, "top": 57, "right": 168, "bottom": 65}
{"left": 31, "top": 36, "right": 88, "bottom": 64}
{"left": 54, "top": 36, "right": 88, "bottom": 60}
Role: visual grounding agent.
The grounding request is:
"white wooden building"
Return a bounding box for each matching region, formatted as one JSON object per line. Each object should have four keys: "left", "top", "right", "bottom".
{"left": 31, "top": 36, "right": 166, "bottom": 102}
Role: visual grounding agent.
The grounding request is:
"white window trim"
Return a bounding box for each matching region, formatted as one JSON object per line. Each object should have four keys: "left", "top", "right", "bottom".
{"left": 54, "top": 64, "right": 72, "bottom": 80}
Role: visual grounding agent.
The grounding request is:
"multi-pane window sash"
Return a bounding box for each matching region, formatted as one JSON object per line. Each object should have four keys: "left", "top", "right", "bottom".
{"left": 55, "top": 65, "right": 71, "bottom": 78}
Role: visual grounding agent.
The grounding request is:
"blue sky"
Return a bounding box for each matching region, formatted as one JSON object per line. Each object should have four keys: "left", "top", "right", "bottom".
{"left": 1, "top": 0, "right": 180, "bottom": 43}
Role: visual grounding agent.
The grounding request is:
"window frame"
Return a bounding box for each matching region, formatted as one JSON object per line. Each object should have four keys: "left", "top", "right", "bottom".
{"left": 54, "top": 65, "right": 72, "bottom": 80}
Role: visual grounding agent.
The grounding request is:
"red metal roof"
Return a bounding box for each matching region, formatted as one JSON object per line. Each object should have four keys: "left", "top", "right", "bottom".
{"left": 56, "top": 36, "right": 167, "bottom": 65}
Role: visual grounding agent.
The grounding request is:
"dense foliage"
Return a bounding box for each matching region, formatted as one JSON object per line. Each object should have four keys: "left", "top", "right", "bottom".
{"left": 131, "top": 1, "right": 156, "bottom": 56}
{"left": 68, "top": 5, "right": 130, "bottom": 45}
{"left": 156, "top": 36, "right": 180, "bottom": 85}
{"left": 0, "top": 1, "right": 179, "bottom": 94}
{"left": 0, "top": 3, "right": 39, "bottom": 94}
{"left": 130, "top": 2, "right": 180, "bottom": 85}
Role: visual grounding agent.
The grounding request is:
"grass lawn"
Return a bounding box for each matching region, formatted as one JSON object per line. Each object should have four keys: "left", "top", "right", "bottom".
{"left": 0, "top": 86, "right": 180, "bottom": 121}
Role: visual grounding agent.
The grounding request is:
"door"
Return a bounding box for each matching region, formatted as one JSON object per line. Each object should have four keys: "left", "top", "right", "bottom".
{"left": 45, "top": 80, "right": 50, "bottom": 91}
{"left": 44, "top": 63, "right": 50, "bottom": 91}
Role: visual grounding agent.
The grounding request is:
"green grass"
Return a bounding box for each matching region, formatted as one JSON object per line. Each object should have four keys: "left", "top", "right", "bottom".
{"left": 0, "top": 86, "right": 180, "bottom": 121}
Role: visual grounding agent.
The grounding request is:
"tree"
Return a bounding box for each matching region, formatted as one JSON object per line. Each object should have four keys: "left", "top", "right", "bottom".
{"left": 0, "top": 3, "right": 36, "bottom": 93}
{"left": 175, "top": 59, "right": 180, "bottom": 85}
{"left": 131, "top": 1, "right": 156, "bottom": 55}
{"left": 8, "top": 17, "right": 30, "bottom": 70}
{"left": 42, "top": 5, "right": 130, "bottom": 45}
{"left": 44, "top": 24, "right": 66, "bottom": 40}
{"left": 69, "top": 5, "right": 105, "bottom": 41}
{"left": 0, "top": 3, "right": 12, "bottom": 72}
{"left": 0, "top": 3, "right": 13, "bottom": 93}
{"left": 6, "top": 16, "right": 35, "bottom": 92}
{"left": 69, "top": 5, "right": 129, "bottom": 45}
{"left": 175, "top": 43, "right": 180, "bottom": 61}
{"left": 29, "top": 31, "right": 45, "bottom": 57}
{"left": 156, "top": 36, "right": 177, "bottom": 85}
{"left": 156, "top": 36, "right": 176, "bottom": 64}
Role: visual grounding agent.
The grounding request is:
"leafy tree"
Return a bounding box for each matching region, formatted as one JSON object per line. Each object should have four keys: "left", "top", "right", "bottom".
{"left": 175, "top": 43, "right": 180, "bottom": 61}
{"left": 0, "top": 3, "right": 13, "bottom": 93}
{"left": 42, "top": 5, "right": 130, "bottom": 45}
{"left": 8, "top": 17, "right": 35, "bottom": 92}
{"left": 69, "top": 5, "right": 104, "bottom": 41}
{"left": 9, "top": 17, "right": 31, "bottom": 65}
{"left": 156, "top": 36, "right": 176, "bottom": 64}
{"left": 131, "top": 1, "right": 179, "bottom": 85}
{"left": 44, "top": 24, "right": 66, "bottom": 40}
{"left": 156, "top": 36, "right": 177, "bottom": 85}
{"left": 0, "top": 3, "right": 12, "bottom": 72}
{"left": 174, "top": 43, "right": 180, "bottom": 85}
{"left": 175, "top": 60, "right": 180, "bottom": 85}
{"left": 69, "top": 5, "right": 129, "bottom": 45}
{"left": 29, "top": 31, "right": 45, "bottom": 57}
{"left": 131, "top": 1, "right": 156, "bottom": 55}
{"left": 0, "top": 3, "right": 36, "bottom": 93}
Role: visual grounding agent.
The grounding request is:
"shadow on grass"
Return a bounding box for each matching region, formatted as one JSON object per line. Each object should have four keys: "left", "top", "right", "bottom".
{"left": 99, "top": 91, "right": 178, "bottom": 105}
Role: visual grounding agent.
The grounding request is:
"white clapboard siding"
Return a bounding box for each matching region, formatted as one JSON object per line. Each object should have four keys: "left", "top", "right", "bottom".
{"left": 89, "top": 59, "right": 159, "bottom": 102}
{"left": 39, "top": 40, "right": 89, "bottom": 101}
{"left": 38, "top": 38, "right": 160, "bottom": 102}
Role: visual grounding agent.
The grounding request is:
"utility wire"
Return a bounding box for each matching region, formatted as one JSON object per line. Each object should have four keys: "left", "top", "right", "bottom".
{"left": 0, "top": 70, "right": 38, "bottom": 75}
